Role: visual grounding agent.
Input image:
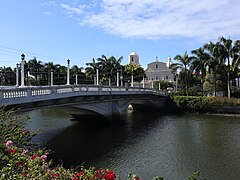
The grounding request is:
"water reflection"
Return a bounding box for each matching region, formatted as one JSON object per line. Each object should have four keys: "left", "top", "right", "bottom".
{"left": 24, "top": 108, "right": 240, "bottom": 179}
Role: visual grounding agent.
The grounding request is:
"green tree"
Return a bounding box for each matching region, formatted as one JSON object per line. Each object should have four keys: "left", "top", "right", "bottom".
{"left": 191, "top": 47, "right": 210, "bottom": 96}
{"left": 171, "top": 51, "right": 192, "bottom": 95}
{"left": 218, "top": 37, "right": 239, "bottom": 98}
{"left": 97, "top": 55, "right": 123, "bottom": 85}
{"left": 85, "top": 58, "right": 99, "bottom": 83}
{"left": 124, "top": 63, "right": 145, "bottom": 84}
{"left": 204, "top": 42, "right": 222, "bottom": 96}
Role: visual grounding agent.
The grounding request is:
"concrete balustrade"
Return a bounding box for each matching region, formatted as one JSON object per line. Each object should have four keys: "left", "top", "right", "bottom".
{"left": 0, "top": 85, "right": 166, "bottom": 107}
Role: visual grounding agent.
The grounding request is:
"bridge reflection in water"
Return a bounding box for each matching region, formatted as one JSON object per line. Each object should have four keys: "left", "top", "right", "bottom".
{"left": 0, "top": 85, "right": 169, "bottom": 122}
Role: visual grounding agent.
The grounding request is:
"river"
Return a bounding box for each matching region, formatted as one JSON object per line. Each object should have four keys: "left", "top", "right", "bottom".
{"left": 24, "top": 108, "right": 240, "bottom": 180}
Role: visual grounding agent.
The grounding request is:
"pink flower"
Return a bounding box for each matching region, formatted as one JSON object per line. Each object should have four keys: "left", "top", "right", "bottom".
{"left": 40, "top": 155, "right": 47, "bottom": 161}
{"left": 22, "top": 149, "right": 29, "bottom": 155}
{"left": 6, "top": 140, "right": 13, "bottom": 147}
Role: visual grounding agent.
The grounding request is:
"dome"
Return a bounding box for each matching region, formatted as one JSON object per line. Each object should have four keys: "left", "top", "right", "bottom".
{"left": 129, "top": 52, "right": 138, "bottom": 56}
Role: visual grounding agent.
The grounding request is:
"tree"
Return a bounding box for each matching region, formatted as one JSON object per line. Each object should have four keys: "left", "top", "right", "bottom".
{"left": 26, "top": 57, "right": 44, "bottom": 85}
{"left": 218, "top": 37, "right": 239, "bottom": 98}
{"left": 85, "top": 58, "right": 99, "bottom": 83}
{"left": 191, "top": 47, "right": 210, "bottom": 96}
{"left": 171, "top": 51, "right": 192, "bottom": 95}
{"left": 204, "top": 42, "right": 222, "bottom": 96}
{"left": 97, "top": 55, "right": 123, "bottom": 85}
{"left": 124, "top": 63, "right": 145, "bottom": 84}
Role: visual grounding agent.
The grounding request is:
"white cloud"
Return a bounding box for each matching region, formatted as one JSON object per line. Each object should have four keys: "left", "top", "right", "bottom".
{"left": 43, "top": 12, "right": 52, "bottom": 16}
{"left": 60, "top": 0, "right": 240, "bottom": 40}
{"left": 60, "top": 3, "right": 86, "bottom": 15}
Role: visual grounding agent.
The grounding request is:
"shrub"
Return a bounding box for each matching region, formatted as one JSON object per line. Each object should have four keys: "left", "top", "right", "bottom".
{"left": 172, "top": 96, "right": 240, "bottom": 113}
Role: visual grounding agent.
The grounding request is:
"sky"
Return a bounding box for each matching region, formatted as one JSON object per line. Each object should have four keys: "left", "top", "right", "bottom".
{"left": 0, "top": 0, "right": 240, "bottom": 69}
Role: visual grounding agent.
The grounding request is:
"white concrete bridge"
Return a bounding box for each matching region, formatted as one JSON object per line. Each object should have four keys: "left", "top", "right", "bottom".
{"left": 0, "top": 85, "right": 169, "bottom": 122}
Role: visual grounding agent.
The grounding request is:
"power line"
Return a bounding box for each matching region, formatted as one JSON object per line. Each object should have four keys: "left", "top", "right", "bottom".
{"left": 0, "top": 45, "right": 65, "bottom": 62}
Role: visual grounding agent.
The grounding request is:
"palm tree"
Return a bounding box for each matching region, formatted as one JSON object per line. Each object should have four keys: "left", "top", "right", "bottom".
{"left": 218, "top": 36, "right": 238, "bottom": 98}
{"left": 97, "top": 55, "right": 123, "bottom": 85}
{"left": 231, "top": 40, "right": 240, "bottom": 86}
{"left": 171, "top": 51, "right": 192, "bottom": 95}
{"left": 71, "top": 65, "right": 85, "bottom": 84}
{"left": 27, "top": 57, "right": 44, "bottom": 84}
{"left": 85, "top": 58, "right": 99, "bottom": 83}
{"left": 204, "top": 42, "right": 222, "bottom": 96}
{"left": 191, "top": 47, "right": 210, "bottom": 96}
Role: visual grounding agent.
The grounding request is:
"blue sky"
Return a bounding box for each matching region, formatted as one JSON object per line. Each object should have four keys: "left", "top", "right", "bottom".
{"left": 0, "top": 0, "right": 240, "bottom": 69}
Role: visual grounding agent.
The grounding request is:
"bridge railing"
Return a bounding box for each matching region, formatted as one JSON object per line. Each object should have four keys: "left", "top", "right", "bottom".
{"left": 0, "top": 85, "right": 166, "bottom": 106}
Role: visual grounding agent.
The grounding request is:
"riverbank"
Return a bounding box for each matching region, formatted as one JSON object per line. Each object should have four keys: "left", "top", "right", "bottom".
{"left": 172, "top": 96, "right": 240, "bottom": 114}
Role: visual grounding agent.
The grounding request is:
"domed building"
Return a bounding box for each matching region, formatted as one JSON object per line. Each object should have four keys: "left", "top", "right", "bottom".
{"left": 145, "top": 56, "right": 174, "bottom": 82}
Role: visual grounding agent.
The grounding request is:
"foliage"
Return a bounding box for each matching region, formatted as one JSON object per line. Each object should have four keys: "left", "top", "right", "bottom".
{"left": 173, "top": 96, "right": 240, "bottom": 112}
{"left": 123, "top": 63, "right": 145, "bottom": 83}
{"left": 153, "top": 80, "right": 173, "bottom": 91}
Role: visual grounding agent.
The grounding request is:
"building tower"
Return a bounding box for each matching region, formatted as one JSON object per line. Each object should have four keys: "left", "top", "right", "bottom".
{"left": 166, "top": 56, "right": 172, "bottom": 69}
{"left": 128, "top": 52, "right": 139, "bottom": 64}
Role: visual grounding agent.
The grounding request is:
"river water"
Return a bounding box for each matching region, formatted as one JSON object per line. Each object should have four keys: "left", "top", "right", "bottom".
{"left": 24, "top": 108, "right": 240, "bottom": 180}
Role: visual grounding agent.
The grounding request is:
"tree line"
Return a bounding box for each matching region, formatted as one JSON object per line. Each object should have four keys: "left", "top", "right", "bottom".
{"left": 0, "top": 55, "right": 145, "bottom": 86}
{"left": 171, "top": 36, "right": 240, "bottom": 98}
{"left": 1, "top": 36, "right": 240, "bottom": 98}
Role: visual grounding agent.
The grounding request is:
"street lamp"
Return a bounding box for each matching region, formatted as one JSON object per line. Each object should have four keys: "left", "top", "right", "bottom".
{"left": 116, "top": 70, "right": 119, "bottom": 86}
{"left": 67, "top": 59, "right": 70, "bottom": 85}
{"left": 16, "top": 63, "right": 20, "bottom": 86}
{"left": 20, "top": 54, "right": 25, "bottom": 87}
{"left": 142, "top": 76, "right": 145, "bottom": 88}
{"left": 75, "top": 73, "right": 78, "bottom": 85}
{"left": 50, "top": 69, "right": 53, "bottom": 86}
{"left": 120, "top": 68, "right": 123, "bottom": 87}
{"left": 131, "top": 73, "right": 133, "bottom": 87}
{"left": 96, "top": 68, "right": 99, "bottom": 85}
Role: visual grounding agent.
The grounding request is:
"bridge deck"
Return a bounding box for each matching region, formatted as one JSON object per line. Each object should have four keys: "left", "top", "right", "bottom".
{"left": 0, "top": 85, "right": 166, "bottom": 107}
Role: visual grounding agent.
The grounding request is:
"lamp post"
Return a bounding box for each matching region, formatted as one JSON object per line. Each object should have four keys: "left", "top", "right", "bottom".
{"left": 131, "top": 74, "right": 133, "bottom": 87}
{"left": 50, "top": 69, "right": 53, "bottom": 86}
{"left": 142, "top": 77, "right": 145, "bottom": 88}
{"left": 116, "top": 71, "right": 119, "bottom": 86}
{"left": 75, "top": 74, "right": 78, "bottom": 85}
{"left": 16, "top": 63, "right": 20, "bottom": 86}
{"left": 20, "top": 54, "right": 25, "bottom": 87}
{"left": 96, "top": 68, "right": 99, "bottom": 85}
{"left": 67, "top": 59, "right": 70, "bottom": 85}
{"left": 120, "top": 69, "right": 123, "bottom": 87}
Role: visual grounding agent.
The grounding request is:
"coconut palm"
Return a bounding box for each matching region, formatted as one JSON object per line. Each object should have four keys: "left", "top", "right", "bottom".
{"left": 231, "top": 40, "right": 240, "bottom": 86}
{"left": 204, "top": 42, "right": 222, "bottom": 96}
{"left": 171, "top": 51, "right": 192, "bottom": 95}
{"left": 97, "top": 55, "right": 123, "bottom": 85}
{"left": 191, "top": 47, "right": 210, "bottom": 96}
{"left": 85, "top": 58, "right": 99, "bottom": 80}
{"left": 218, "top": 37, "right": 239, "bottom": 98}
{"left": 27, "top": 57, "right": 44, "bottom": 81}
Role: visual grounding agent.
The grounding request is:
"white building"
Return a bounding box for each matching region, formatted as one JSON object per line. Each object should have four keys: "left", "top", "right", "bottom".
{"left": 145, "top": 56, "right": 174, "bottom": 82}
{"left": 128, "top": 52, "right": 140, "bottom": 65}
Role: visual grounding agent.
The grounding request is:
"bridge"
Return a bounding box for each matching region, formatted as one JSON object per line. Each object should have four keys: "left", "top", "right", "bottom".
{"left": 0, "top": 85, "right": 169, "bottom": 122}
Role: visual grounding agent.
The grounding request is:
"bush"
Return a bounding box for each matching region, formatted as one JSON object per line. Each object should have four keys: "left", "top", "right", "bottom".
{"left": 172, "top": 96, "right": 240, "bottom": 113}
